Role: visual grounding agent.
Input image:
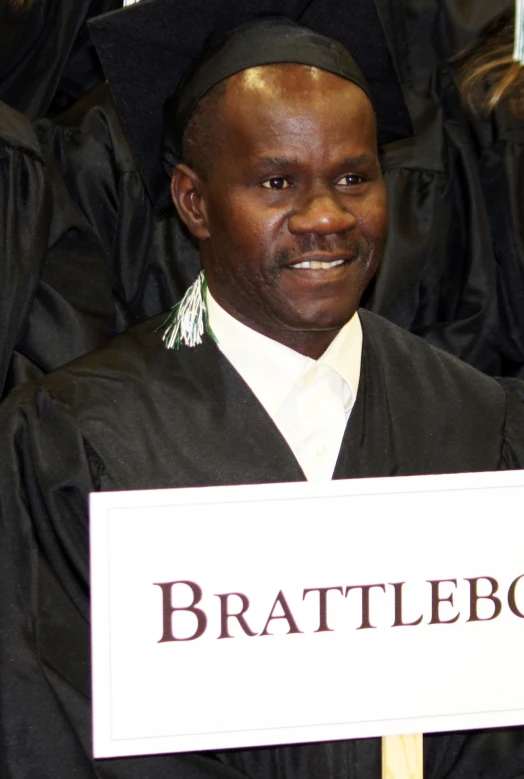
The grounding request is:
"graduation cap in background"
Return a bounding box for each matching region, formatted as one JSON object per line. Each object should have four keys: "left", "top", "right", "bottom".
{"left": 89, "top": 0, "right": 412, "bottom": 213}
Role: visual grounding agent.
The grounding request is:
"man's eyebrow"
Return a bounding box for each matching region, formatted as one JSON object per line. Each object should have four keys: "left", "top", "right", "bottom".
{"left": 338, "top": 154, "right": 376, "bottom": 168}
{"left": 251, "top": 156, "right": 302, "bottom": 170}
{"left": 251, "top": 153, "right": 377, "bottom": 171}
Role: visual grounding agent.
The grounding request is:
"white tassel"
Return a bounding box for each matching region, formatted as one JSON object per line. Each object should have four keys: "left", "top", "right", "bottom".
{"left": 514, "top": 0, "right": 524, "bottom": 64}
{"left": 162, "top": 271, "right": 207, "bottom": 350}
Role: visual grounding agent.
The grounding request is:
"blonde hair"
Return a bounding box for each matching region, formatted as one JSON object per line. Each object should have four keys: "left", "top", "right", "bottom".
{"left": 455, "top": 12, "right": 524, "bottom": 118}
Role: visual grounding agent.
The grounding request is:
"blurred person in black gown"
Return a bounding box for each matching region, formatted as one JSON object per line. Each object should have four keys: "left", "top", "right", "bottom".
{"left": 449, "top": 9, "right": 524, "bottom": 376}
{"left": 2, "top": 2, "right": 524, "bottom": 777}
{"left": 0, "top": 0, "right": 122, "bottom": 119}
{"left": 366, "top": 1, "right": 524, "bottom": 378}
{"left": 0, "top": 99, "right": 116, "bottom": 400}
{"left": 364, "top": 0, "right": 524, "bottom": 376}
{"left": 36, "top": 79, "right": 201, "bottom": 331}
{"left": 36, "top": 0, "right": 524, "bottom": 377}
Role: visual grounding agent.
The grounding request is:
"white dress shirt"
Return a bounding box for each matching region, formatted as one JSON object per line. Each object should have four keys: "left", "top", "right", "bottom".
{"left": 206, "top": 291, "right": 362, "bottom": 482}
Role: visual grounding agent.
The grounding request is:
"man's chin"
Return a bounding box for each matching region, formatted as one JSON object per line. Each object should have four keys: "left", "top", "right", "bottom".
{"left": 274, "top": 312, "right": 357, "bottom": 339}
{"left": 220, "top": 293, "right": 359, "bottom": 340}
{"left": 283, "top": 299, "right": 360, "bottom": 331}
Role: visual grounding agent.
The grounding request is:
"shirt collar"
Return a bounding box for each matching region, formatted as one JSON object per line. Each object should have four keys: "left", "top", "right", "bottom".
{"left": 206, "top": 289, "right": 362, "bottom": 416}
{"left": 318, "top": 310, "right": 362, "bottom": 412}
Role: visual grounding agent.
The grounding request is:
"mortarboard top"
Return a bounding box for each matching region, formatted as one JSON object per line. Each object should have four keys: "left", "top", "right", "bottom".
{"left": 89, "top": 0, "right": 412, "bottom": 213}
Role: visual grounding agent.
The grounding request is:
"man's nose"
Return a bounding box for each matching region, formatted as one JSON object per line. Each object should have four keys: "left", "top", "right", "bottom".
{"left": 288, "top": 187, "right": 357, "bottom": 235}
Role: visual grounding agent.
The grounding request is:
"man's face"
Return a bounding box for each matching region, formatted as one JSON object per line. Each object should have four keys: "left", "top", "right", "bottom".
{"left": 173, "top": 64, "right": 388, "bottom": 353}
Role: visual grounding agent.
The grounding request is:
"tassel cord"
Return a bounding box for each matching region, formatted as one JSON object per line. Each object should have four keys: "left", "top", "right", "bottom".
{"left": 159, "top": 271, "right": 217, "bottom": 350}
{"left": 514, "top": 0, "right": 524, "bottom": 64}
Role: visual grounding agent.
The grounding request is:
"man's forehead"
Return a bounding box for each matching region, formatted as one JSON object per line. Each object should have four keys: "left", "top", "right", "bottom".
{"left": 214, "top": 101, "right": 379, "bottom": 173}
{"left": 220, "top": 66, "right": 376, "bottom": 143}
{"left": 229, "top": 63, "right": 325, "bottom": 91}
{"left": 90, "top": 0, "right": 411, "bottom": 210}
{"left": 222, "top": 64, "right": 375, "bottom": 126}
{"left": 227, "top": 63, "right": 365, "bottom": 96}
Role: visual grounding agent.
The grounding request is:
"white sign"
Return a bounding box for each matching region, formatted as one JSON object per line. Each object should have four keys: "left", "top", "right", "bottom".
{"left": 90, "top": 470, "right": 524, "bottom": 759}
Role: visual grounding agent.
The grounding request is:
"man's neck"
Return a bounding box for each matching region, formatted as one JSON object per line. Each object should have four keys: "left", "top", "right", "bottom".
{"left": 258, "top": 327, "right": 343, "bottom": 360}
{"left": 207, "top": 291, "right": 348, "bottom": 360}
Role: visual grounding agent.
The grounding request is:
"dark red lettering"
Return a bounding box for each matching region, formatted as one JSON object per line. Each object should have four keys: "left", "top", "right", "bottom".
{"left": 345, "top": 584, "right": 386, "bottom": 629}
{"left": 302, "top": 587, "right": 343, "bottom": 632}
{"left": 260, "top": 590, "right": 303, "bottom": 636}
{"left": 215, "top": 593, "right": 257, "bottom": 638}
{"left": 508, "top": 575, "right": 524, "bottom": 618}
{"left": 390, "top": 582, "right": 423, "bottom": 627}
{"left": 466, "top": 577, "right": 501, "bottom": 622}
{"left": 428, "top": 579, "right": 459, "bottom": 624}
{"left": 154, "top": 580, "right": 207, "bottom": 642}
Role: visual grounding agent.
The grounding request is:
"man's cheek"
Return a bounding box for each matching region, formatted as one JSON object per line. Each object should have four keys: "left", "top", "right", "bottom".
{"left": 359, "top": 206, "right": 388, "bottom": 246}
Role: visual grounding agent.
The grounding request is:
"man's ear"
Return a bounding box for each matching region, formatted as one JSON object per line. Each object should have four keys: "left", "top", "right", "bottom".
{"left": 171, "top": 164, "right": 210, "bottom": 240}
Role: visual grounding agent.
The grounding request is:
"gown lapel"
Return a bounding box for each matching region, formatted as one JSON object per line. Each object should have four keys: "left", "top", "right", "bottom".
{"left": 333, "top": 323, "right": 399, "bottom": 480}
{"left": 334, "top": 308, "right": 505, "bottom": 480}
{"left": 162, "top": 332, "right": 307, "bottom": 487}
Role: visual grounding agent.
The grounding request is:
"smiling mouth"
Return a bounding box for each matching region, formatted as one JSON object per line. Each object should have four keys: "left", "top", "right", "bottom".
{"left": 288, "top": 258, "right": 348, "bottom": 270}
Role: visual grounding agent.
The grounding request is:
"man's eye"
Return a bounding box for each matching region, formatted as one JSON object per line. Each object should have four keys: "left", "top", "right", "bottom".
{"left": 261, "top": 177, "right": 291, "bottom": 190}
{"left": 337, "top": 174, "right": 365, "bottom": 187}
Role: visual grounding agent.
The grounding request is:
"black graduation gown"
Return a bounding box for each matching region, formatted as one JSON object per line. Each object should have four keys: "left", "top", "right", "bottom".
{"left": 1, "top": 309, "right": 524, "bottom": 778}
{"left": 0, "top": 101, "right": 115, "bottom": 400}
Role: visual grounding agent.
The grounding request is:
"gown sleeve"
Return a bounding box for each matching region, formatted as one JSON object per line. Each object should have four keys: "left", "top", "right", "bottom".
{"left": 36, "top": 84, "right": 202, "bottom": 327}
{"left": 0, "top": 103, "right": 49, "bottom": 396}
{"left": 473, "top": 106, "right": 524, "bottom": 378}
{"left": 0, "top": 101, "right": 116, "bottom": 400}
{"left": 0, "top": 380, "right": 251, "bottom": 779}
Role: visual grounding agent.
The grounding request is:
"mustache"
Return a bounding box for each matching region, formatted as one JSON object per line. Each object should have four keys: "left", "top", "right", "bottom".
{"left": 275, "top": 238, "right": 365, "bottom": 266}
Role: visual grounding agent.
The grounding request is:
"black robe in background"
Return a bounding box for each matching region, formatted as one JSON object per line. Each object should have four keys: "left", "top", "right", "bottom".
{"left": 363, "top": 0, "right": 518, "bottom": 377}
{"left": 1, "top": 309, "right": 524, "bottom": 778}
{"left": 0, "top": 0, "right": 122, "bottom": 120}
{"left": 461, "top": 91, "right": 524, "bottom": 378}
{"left": 36, "top": 84, "right": 201, "bottom": 330}
{"left": 371, "top": 62, "right": 524, "bottom": 378}
{"left": 0, "top": 101, "right": 116, "bottom": 400}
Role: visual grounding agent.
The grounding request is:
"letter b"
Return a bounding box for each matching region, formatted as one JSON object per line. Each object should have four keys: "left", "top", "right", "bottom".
{"left": 466, "top": 577, "right": 502, "bottom": 622}
{"left": 154, "top": 580, "right": 207, "bottom": 642}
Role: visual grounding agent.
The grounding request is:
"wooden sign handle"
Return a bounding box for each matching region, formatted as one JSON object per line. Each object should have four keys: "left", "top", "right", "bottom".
{"left": 382, "top": 734, "right": 423, "bottom": 779}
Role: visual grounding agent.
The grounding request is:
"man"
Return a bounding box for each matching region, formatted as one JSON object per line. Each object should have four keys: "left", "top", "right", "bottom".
{"left": 35, "top": 0, "right": 521, "bottom": 377}
{"left": 1, "top": 1, "right": 524, "bottom": 777}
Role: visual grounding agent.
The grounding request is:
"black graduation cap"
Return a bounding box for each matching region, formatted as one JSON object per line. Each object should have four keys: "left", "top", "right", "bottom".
{"left": 89, "top": 0, "right": 412, "bottom": 213}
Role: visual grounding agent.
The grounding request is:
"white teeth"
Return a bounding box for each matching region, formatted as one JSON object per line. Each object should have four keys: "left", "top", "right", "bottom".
{"left": 291, "top": 259, "right": 346, "bottom": 270}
